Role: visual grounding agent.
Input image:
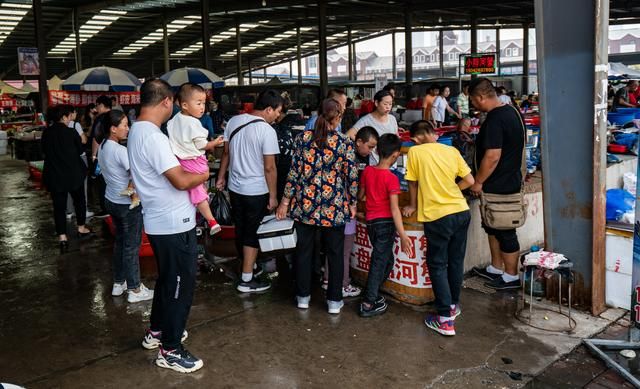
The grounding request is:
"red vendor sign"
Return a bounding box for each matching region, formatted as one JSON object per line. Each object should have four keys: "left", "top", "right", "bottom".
{"left": 463, "top": 54, "right": 497, "bottom": 75}
{"left": 48, "top": 90, "right": 140, "bottom": 107}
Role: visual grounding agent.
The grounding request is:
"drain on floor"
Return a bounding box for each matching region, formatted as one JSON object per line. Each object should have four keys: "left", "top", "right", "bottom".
{"left": 463, "top": 276, "right": 497, "bottom": 294}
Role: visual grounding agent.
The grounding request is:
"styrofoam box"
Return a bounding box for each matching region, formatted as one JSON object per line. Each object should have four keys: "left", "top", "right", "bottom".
{"left": 605, "top": 233, "right": 633, "bottom": 310}
{"left": 257, "top": 216, "right": 297, "bottom": 252}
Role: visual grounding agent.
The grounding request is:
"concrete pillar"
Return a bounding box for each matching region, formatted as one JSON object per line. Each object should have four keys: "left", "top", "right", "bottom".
{"left": 348, "top": 27, "right": 353, "bottom": 81}
{"left": 73, "top": 8, "right": 82, "bottom": 72}
{"left": 496, "top": 28, "right": 501, "bottom": 76}
{"left": 404, "top": 8, "right": 413, "bottom": 98}
{"left": 318, "top": 0, "right": 328, "bottom": 96}
{"left": 163, "top": 13, "right": 170, "bottom": 73}
{"left": 236, "top": 22, "right": 243, "bottom": 85}
{"left": 33, "top": 0, "right": 48, "bottom": 112}
{"left": 249, "top": 59, "right": 253, "bottom": 85}
{"left": 392, "top": 31, "right": 396, "bottom": 80}
{"left": 264, "top": 67, "right": 267, "bottom": 83}
{"left": 201, "top": 0, "right": 210, "bottom": 69}
{"left": 522, "top": 23, "right": 530, "bottom": 94}
{"left": 289, "top": 60, "right": 293, "bottom": 81}
{"left": 470, "top": 16, "right": 478, "bottom": 80}
{"left": 297, "top": 25, "right": 302, "bottom": 84}
{"left": 534, "top": 0, "right": 609, "bottom": 312}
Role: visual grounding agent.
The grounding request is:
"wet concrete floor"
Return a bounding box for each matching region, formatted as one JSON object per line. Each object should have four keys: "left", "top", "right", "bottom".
{"left": 0, "top": 157, "right": 626, "bottom": 388}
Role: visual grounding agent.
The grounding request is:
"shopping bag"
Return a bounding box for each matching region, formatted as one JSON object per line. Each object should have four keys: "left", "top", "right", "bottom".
{"left": 210, "top": 189, "right": 233, "bottom": 226}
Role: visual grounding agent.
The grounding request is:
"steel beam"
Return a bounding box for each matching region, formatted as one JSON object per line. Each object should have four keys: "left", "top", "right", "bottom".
{"left": 348, "top": 27, "right": 353, "bottom": 81}
{"left": 318, "top": 0, "right": 328, "bottom": 96}
{"left": 163, "top": 12, "right": 170, "bottom": 73}
{"left": 297, "top": 25, "right": 302, "bottom": 84}
{"left": 392, "top": 31, "right": 396, "bottom": 80}
{"left": 534, "top": 0, "right": 609, "bottom": 310}
{"left": 496, "top": 27, "right": 501, "bottom": 75}
{"left": 439, "top": 29, "right": 444, "bottom": 77}
{"left": 73, "top": 8, "right": 82, "bottom": 72}
{"left": 404, "top": 7, "right": 413, "bottom": 98}
{"left": 522, "top": 23, "right": 529, "bottom": 94}
{"left": 201, "top": 0, "right": 211, "bottom": 69}
{"left": 236, "top": 21, "right": 243, "bottom": 85}
{"left": 34, "top": 0, "right": 48, "bottom": 112}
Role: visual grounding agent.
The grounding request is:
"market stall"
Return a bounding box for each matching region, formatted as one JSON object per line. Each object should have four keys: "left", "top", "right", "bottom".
{"left": 349, "top": 122, "right": 545, "bottom": 305}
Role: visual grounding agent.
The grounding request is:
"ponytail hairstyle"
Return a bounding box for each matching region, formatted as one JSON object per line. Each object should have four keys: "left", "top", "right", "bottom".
{"left": 313, "top": 98, "right": 342, "bottom": 148}
{"left": 99, "top": 109, "right": 127, "bottom": 147}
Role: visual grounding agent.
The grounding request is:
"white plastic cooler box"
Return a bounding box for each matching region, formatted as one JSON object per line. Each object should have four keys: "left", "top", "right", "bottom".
{"left": 256, "top": 216, "right": 297, "bottom": 252}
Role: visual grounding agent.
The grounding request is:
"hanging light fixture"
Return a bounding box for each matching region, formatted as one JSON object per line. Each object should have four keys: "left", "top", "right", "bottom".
{"left": 438, "top": 16, "right": 443, "bottom": 24}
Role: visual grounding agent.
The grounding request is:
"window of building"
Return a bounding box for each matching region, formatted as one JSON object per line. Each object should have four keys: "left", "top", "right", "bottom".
{"left": 398, "top": 55, "right": 404, "bottom": 65}
{"left": 513, "top": 47, "right": 519, "bottom": 56}
{"left": 430, "top": 54, "right": 436, "bottom": 62}
{"left": 337, "top": 64, "right": 346, "bottom": 72}
{"left": 505, "top": 48, "right": 512, "bottom": 57}
{"left": 621, "top": 43, "right": 637, "bottom": 53}
{"left": 308, "top": 56, "right": 317, "bottom": 68}
{"left": 448, "top": 52, "right": 456, "bottom": 61}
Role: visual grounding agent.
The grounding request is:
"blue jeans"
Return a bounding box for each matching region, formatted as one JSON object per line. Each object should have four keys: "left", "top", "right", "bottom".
{"left": 423, "top": 210, "right": 471, "bottom": 317}
{"left": 363, "top": 218, "right": 396, "bottom": 304}
{"left": 105, "top": 199, "right": 143, "bottom": 289}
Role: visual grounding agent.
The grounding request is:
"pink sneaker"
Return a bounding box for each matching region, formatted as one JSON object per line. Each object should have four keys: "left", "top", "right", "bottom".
{"left": 424, "top": 314, "right": 455, "bottom": 336}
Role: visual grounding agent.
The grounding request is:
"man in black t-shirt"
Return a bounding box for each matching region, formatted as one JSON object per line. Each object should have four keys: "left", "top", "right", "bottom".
{"left": 469, "top": 78, "right": 524, "bottom": 291}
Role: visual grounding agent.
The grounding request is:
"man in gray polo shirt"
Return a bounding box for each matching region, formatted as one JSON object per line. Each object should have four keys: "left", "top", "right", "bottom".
{"left": 128, "top": 78, "right": 209, "bottom": 374}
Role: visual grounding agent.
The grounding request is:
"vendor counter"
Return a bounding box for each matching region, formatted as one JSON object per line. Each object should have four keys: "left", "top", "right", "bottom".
{"left": 349, "top": 143, "right": 545, "bottom": 306}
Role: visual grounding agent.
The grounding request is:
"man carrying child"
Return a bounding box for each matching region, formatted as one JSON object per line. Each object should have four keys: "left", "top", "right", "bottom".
{"left": 403, "top": 121, "right": 474, "bottom": 336}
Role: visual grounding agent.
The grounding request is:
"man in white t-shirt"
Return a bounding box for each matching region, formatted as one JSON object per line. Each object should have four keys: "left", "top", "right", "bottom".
{"left": 216, "top": 89, "right": 283, "bottom": 293}
{"left": 127, "top": 79, "right": 209, "bottom": 374}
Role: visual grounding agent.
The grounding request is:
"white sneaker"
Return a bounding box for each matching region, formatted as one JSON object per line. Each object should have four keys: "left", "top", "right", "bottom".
{"left": 111, "top": 281, "right": 127, "bottom": 296}
{"left": 66, "top": 212, "right": 74, "bottom": 220}
{"left": 342, "top": 284, "right": 362, "bottom": 297}
{"left": 327, "top": 300, "right": 344, "bottom": 314}
{"left": 85, "top": 210, "right": 94, "bottom": 218}
{"left": 296, "top": 296, "right": 310, "bottom": 309}
{"left": 127, "top": 283, "right": 154, "bottom": 303}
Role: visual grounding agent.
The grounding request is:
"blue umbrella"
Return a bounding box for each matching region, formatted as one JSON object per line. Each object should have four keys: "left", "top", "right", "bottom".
{"left": 61, "top": 66, "right": 141, "bottom": 92}
{"left": 160, "top": 67, "right": 225, "bottom": 89}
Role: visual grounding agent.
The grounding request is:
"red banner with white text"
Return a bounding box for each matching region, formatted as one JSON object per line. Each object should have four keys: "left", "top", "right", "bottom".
{"left": 48, "top": 90, "right": 140, "bottom": 107}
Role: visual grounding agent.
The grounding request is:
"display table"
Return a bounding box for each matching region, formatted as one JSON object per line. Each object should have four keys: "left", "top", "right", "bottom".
{"left": 349, "top": 144, "right": 545, "bottom": 305}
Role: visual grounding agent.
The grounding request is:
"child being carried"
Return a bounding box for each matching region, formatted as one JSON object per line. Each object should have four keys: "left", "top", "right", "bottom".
{"left": 167, "top": 83, "right": 224, "bottom": 235}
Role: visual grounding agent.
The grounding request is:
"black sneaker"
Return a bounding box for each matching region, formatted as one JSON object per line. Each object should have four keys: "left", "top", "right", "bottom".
{"left": 359, "top": 300, "right": 388, "bottom": 317}
{"left": 472, "top": 266, "right": 502, "bottom": 281}
{"left": 375, "top": 295, "right": 386, "bottom": 305}
{"left": 485, "top": 276, "right": 521, "bottom": 290}
{"left": 236, "top": 278, "right": 271, "bottom": 293}
{"left": 156, "top": 346, "right": 203, "bottom": 373}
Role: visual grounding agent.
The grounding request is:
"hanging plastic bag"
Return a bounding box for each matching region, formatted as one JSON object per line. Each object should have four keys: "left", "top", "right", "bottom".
{"left": 210, "top": 189, "right": 233, "bottom": 226}
{"left": 606, "top": 189, "right": 635, "bottom": 221}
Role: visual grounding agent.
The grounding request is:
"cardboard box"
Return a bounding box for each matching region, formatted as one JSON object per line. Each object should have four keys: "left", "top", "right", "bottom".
{"left": 257, "top": 216, "right": 297, "bottom": 252}
{"left": 605, "top": 232, "right": 633, "bottom": 310}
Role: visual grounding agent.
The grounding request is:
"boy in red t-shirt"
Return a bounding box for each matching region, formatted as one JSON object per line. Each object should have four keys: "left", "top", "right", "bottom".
{"left": 357, "top": 134, "right": 412, "bottom": 317}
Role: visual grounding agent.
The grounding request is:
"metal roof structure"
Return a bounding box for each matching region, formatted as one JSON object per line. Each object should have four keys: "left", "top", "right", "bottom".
{"left": 0, "top": 0, "right": 638, "bottom": 80}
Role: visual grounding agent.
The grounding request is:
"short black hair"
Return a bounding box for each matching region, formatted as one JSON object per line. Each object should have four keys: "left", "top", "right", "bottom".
{"left": 469, "top": 77, "right": 497, "bottom": 98}
{"left": 373, "top": 89, "right": 392, "bottom": 103}
{"left": 346, "top": 97, "right": 353, "bottom": 107}
{"left": 110, "top": 96, "right": 117, "bottom": 102}
{"left": 254, "top": 89, "right": 285, "bottom": 111}
{"left": 48, "top": 104, "right": 75, "bottom": 122}
{"left": 429, "top": 84, "right": 440, "bottom": 92}
{"left": 355, "top": 126, "right": 379, "bottom": 143}
{"left": 383, "top": 83, "right": 396, "bottom": 92}
{"left": 176, "top": 83, "right": 206, "bottom": 105}
{"left": 377, "top": 133, "right": 402, "bottom": 159}
{"left": 327, "top": 88, "right": 346, "bottom": 99}
{"left": 140, "top": 78, "right": 173, "bottom": 107}
{"left": 409, "top": 120, "right": 436, "bottom": 138}
{"left": 95, "top": 95, "right": 112, "bottom": 109}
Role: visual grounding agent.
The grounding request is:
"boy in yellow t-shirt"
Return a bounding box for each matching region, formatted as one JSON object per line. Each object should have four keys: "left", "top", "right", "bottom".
{"left": 403, "top": 120, "right": 474, "bottom": 337}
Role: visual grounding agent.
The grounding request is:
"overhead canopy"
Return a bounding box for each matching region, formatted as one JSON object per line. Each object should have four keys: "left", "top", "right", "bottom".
{"left": 0, "top": 81, "right": 30, "bottom": 98}
{"left": 0, "top": 1, "right": 637, "bottom": 80}
{"left": 160, "top": 67, "right": 224, "bottom": 89}
{"left": 609, "top": 62, "right": 640, "bottom": 80}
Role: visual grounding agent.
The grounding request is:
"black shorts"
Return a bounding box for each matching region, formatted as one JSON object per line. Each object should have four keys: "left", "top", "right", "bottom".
{"left": 229, "top": 191, "right": 269, "bottom": 249}
{"left": 482, "top": 223, "right": 520, "bottom": 254}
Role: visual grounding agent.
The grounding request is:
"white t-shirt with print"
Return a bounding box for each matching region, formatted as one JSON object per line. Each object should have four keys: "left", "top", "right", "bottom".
{"left": 98, "top": 140, "right": 131, "bottom": 205}
{"left": 167, "top": 112, "right": 208, "bottom": 160}
{"left": 127, "top": 120, "right": 195, "bottom": 235}
{"left": 224, "top": 113, "right": 279, "bottom": 196}
{"left": 431, "top": 96, "right": 447, "bottom": 122}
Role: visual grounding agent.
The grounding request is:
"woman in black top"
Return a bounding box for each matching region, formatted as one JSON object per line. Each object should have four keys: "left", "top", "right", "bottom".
{"left": 42, "top": 104, "right": 92, "bottom": 252}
